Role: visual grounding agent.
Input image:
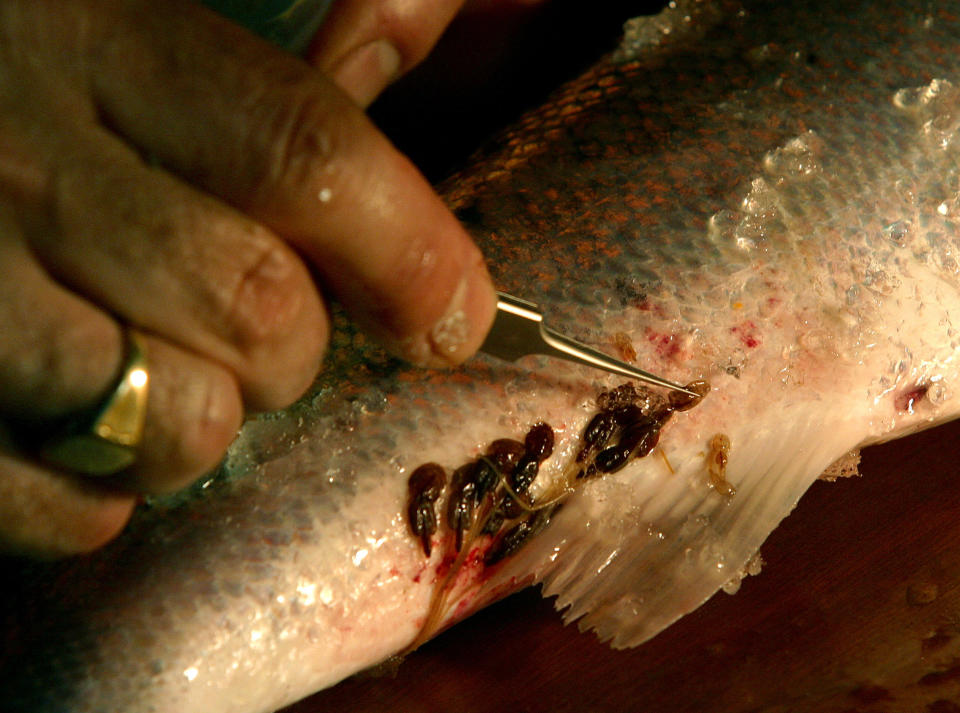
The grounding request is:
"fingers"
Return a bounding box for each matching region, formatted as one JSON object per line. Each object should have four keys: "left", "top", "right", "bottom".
{"left": 306, "top": 0, "right": 468, "bottom": 107}
{"left": 0, "top": 230, "right": 243, "bottom": 555}
{"left": 0, "top": 331, "right": 243, "bottom": 558}
{"left": 0, "top": 213, "right": 124, "bottom": 422}
{"left": 0, "top": 234, "right": 243, "bottom": 489}
{"left": 0, "top": 239, "right": 244, "bottom": 484}
{"left": 84, "top": 0, "right": 497, "bottom": 367}
{"left": 28, "top": 124, "right": 326, "bottom": 411}
{"left": 0, "top": 339, "right": 237, "bottom": 556}
{"left": 127, "top": 334, "right": 243, "bottom": 493}
{"left": 306, "top": 0, "right": 554, "bottom": 107}
{"left": 0, "top": 0, "right": 505, "bottom": 556}
{"left": 0, "top": 442, "right": 136, "bottom": 557}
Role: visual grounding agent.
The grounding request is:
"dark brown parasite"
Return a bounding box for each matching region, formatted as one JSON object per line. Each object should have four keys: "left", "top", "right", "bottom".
{"left": 485, "top": 439, "right": 525, "bottom": 475}
{"left": 410, "top": 381, "right": 710, "bottom": 558}
{"left": 486, "top": 507, "right": 556, "bottom": 565}
{"left": 446, "top": 464, "right": 478, "bottom": 553}
{"left": 669, "top": 379, "right": 711, "bottom": 411}
{"left": 582, "top": 411, "right": 616, "bottom": 450}
{"left": 407, "top": 381, "right": 710, "bottom": 650}
{"left": 508, "top": 422, "right": 556, "bottom": 507}
{"left": 407, "top": 463, "right": 446, "bottom": 556}
{"left": 524, "top": 422, "right": 555, "bottom": 461}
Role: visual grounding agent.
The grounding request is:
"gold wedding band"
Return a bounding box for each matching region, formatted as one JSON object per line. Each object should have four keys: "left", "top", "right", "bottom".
{"left": 41, "top": 329, "right": 149, "bottom": 476}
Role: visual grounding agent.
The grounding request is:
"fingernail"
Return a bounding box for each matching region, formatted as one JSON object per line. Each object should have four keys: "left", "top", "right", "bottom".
{"left": 331, "top": 39, "right": 402, "bottom": 108}
{"left": 425, "top": 260, "right": 497, "bottom": 367}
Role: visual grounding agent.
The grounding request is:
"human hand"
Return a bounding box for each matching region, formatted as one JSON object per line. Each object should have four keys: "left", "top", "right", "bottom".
{"left": 0, "top": 0, "right": 505, "bottom": 557}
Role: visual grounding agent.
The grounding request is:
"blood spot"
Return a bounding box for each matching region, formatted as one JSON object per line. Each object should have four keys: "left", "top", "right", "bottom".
{"left": 730, "top": 321, "right": 762, "bottom": 348}
{"left": 645, "top": 327, "right": 682, "bottom": 358}
{"left": 435, "top": 553, "right": 457, "bottom": 579}
{"left": 896, "top": 383, "right": 929, "bottom": 413}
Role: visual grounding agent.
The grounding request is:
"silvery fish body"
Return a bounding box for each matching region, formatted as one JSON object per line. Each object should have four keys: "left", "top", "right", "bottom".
{"left": 5, "top": 1, "right": 960, "bottom": 711}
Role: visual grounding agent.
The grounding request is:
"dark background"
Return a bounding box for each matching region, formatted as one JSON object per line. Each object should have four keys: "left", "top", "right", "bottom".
{"left": 370, "top": 0, "right": 667, "bottom": 182}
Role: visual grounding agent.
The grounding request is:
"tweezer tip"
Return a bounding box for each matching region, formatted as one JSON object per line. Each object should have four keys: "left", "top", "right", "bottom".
{"left": 491, "top": 291, "right": 698, "bottom": 396}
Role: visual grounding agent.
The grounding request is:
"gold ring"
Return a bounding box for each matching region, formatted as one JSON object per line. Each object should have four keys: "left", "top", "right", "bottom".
{"left": 40, "top": 329, "right": 149, "bottom": 476}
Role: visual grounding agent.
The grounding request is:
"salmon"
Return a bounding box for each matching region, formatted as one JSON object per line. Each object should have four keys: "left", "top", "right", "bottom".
{"left": 5, "top": 1, "right": 960, "bottom": 711}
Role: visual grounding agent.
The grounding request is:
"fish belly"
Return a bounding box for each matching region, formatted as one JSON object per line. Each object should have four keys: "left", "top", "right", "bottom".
{"left": 5, "top": 1, "right": 960, "bottom": 712}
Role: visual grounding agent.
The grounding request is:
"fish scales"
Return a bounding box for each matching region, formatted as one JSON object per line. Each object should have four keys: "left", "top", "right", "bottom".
{"left": 5, "top": 1, "right": 960, "bottom": 711}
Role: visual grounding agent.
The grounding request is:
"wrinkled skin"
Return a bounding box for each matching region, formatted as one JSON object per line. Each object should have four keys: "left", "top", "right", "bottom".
{"left": 0, "top": 0, "right": 578, "bottom": 556}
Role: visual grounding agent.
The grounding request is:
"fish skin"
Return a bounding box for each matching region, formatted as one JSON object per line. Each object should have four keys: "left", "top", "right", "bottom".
{"left": 5, "top": 1, "right": 960, "bottom": 711}
{"left": 450, "top": 0, "right": 960, "bottom": 647}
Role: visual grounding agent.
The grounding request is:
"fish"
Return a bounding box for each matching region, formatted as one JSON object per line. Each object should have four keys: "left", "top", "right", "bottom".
{"left": 5, "top": 0, "right": 960, "bottom": 711}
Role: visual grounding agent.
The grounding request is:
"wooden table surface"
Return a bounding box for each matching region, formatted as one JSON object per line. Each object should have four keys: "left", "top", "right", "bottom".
{"left": 284, "top": 419, "right": 960, "bottom": 713}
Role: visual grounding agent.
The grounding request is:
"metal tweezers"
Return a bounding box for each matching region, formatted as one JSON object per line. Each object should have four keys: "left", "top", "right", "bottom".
{"left": 480, "top": 292, "right": 697, "bottom": 397}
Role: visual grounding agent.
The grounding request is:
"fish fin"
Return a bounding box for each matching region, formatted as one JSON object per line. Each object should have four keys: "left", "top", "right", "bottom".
{"left": 497, "top": 400, "right": 870, "bottom": 648}
{"left": 818, "top": 449, "right": 861, "bottom": 481}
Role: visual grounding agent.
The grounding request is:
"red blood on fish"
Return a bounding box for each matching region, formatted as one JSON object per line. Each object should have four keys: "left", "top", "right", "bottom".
{"left": 895, "top": 384, "right": 929, "bottom": 413}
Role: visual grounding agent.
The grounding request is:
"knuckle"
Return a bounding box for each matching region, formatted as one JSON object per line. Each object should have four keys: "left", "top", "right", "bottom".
{"left": 392, "top": 234, "right": 444, "bottom": 290}
{"left": 161, "top": 210, "right": 326, "bottom": 412}
{"left": 15, "top": 309, "right": 121, "bottom": 419}
{"left": 224, "top": 236, "right": 308, "bottom": 348}
{"left": 213, "top": 231, "right": 327, "bottom": 409}
{"left": 244, "top": 87, "right": 351, "bottom": 217}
